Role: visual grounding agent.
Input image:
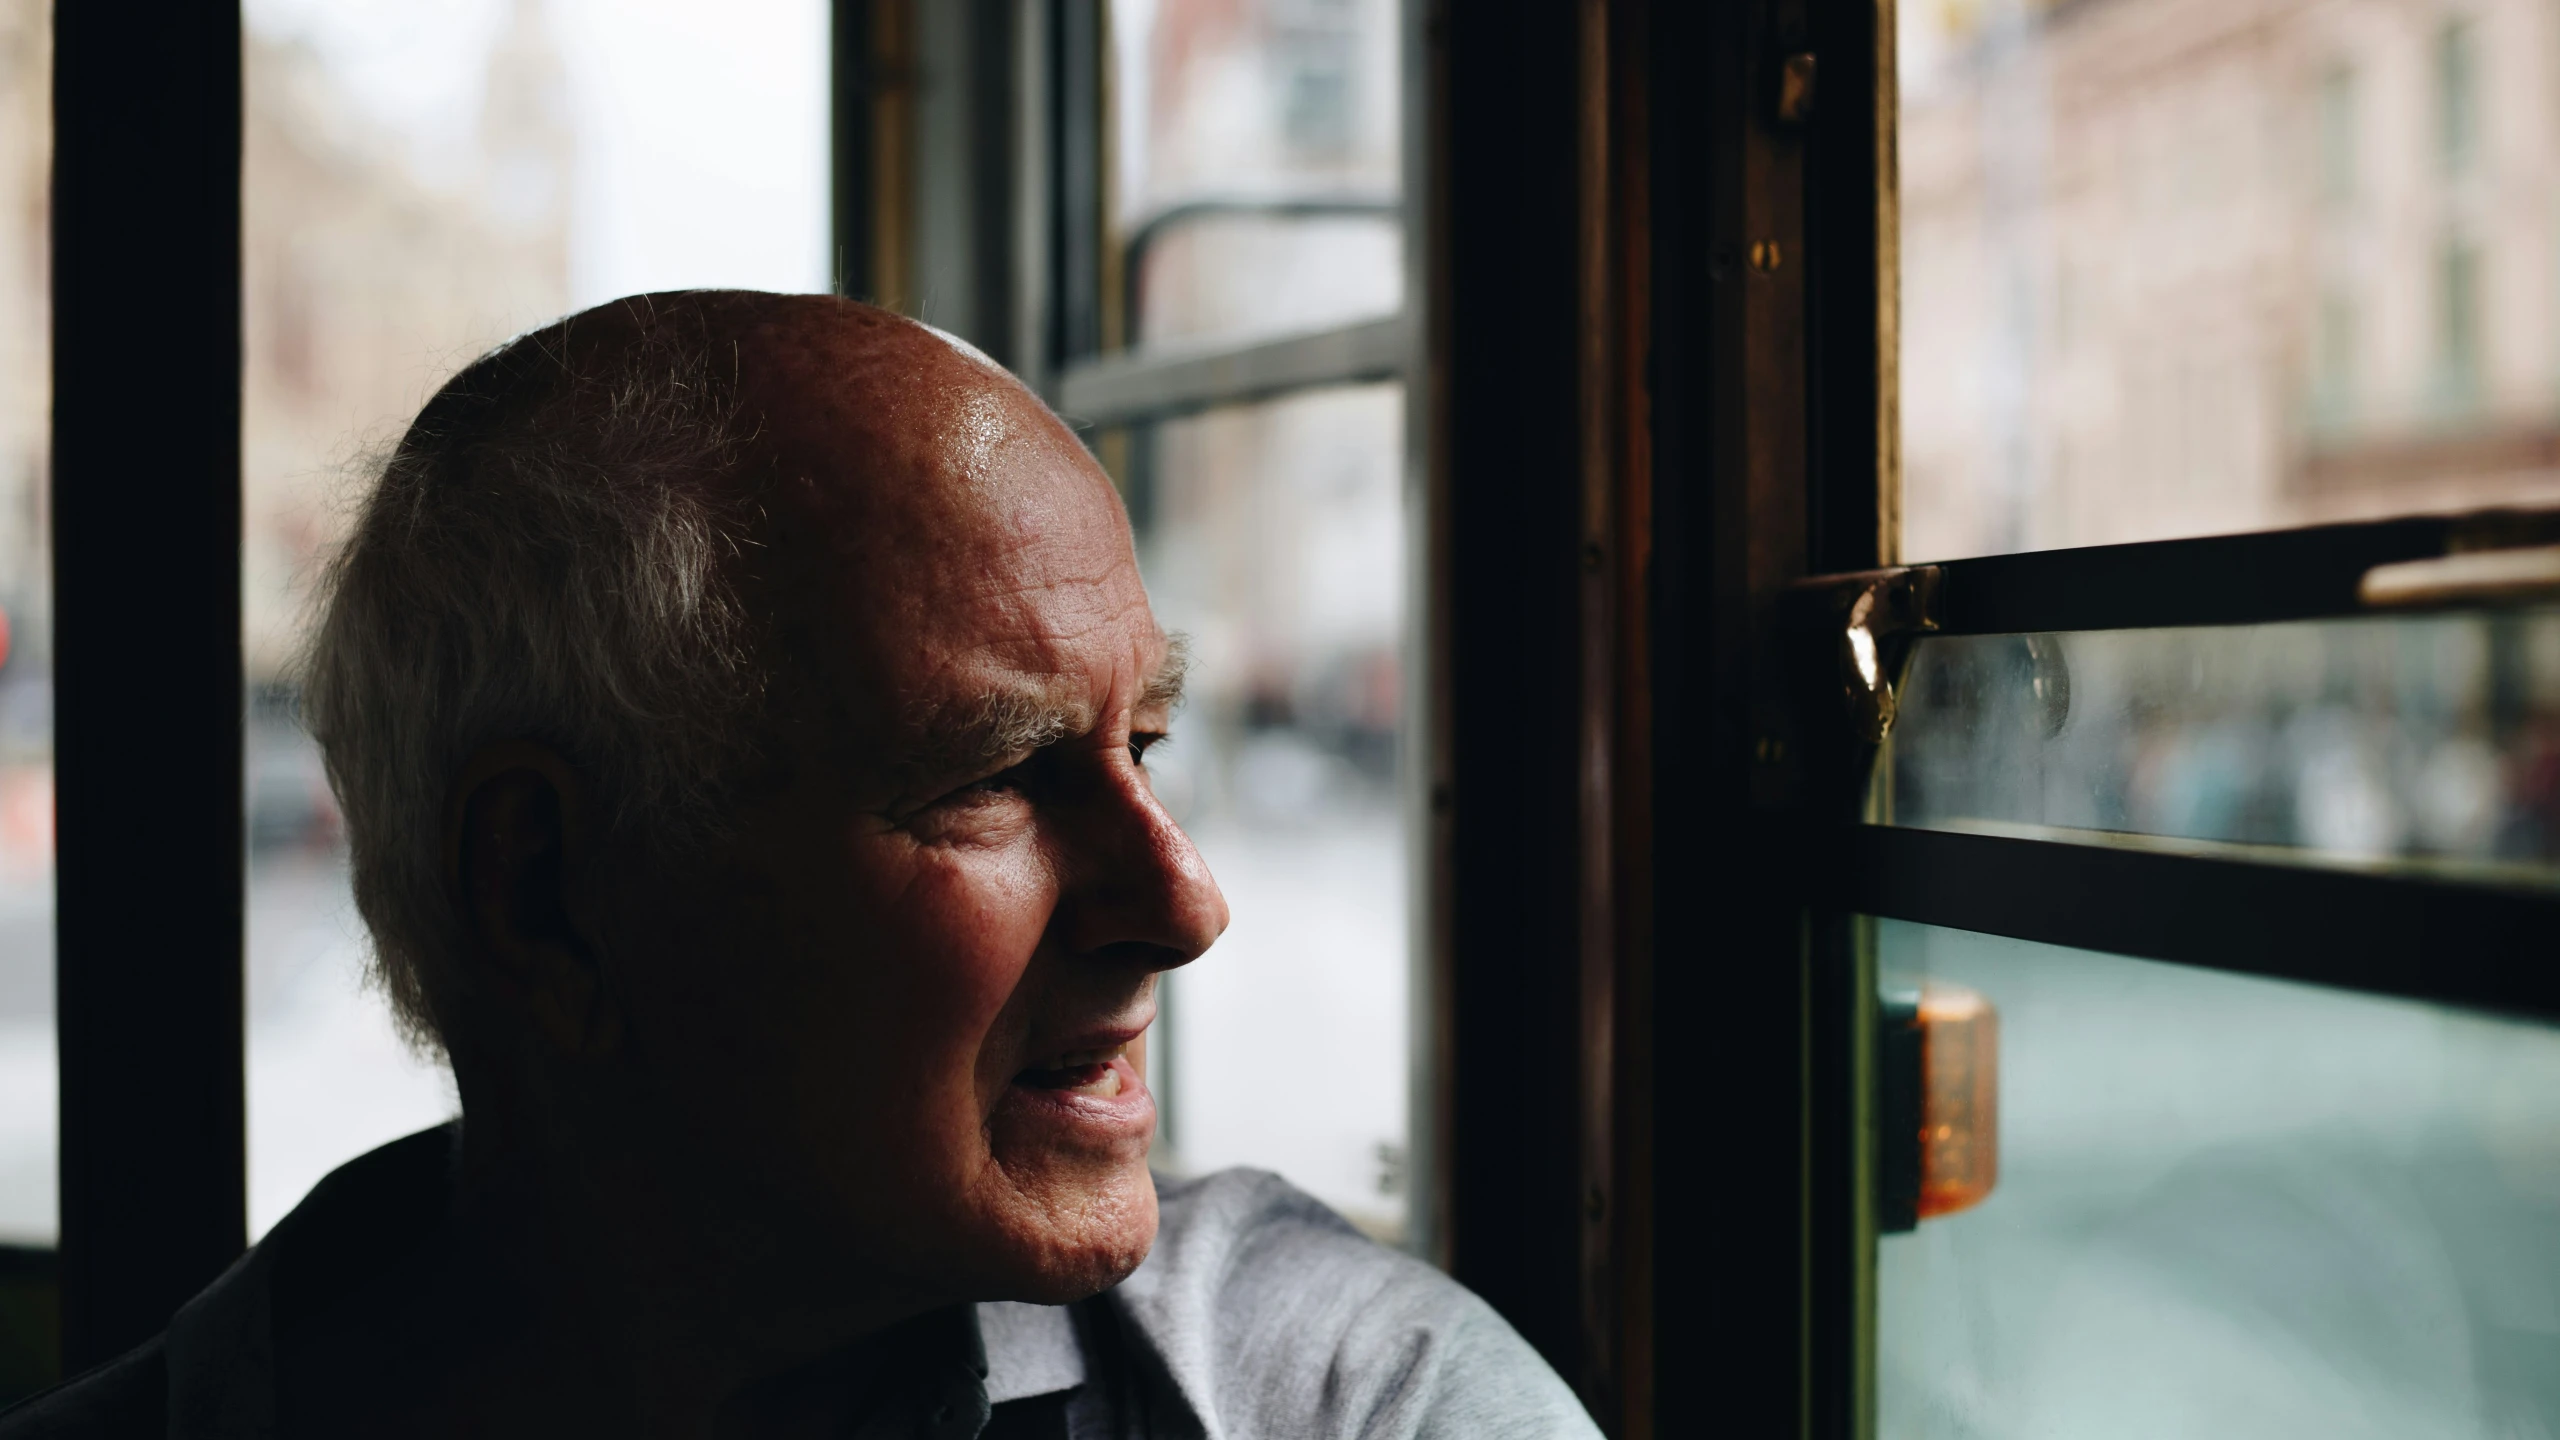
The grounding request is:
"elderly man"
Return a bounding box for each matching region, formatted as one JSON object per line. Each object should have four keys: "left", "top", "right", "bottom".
{"left": 4, "top": 293, "right": 1596, "bottom": 1438}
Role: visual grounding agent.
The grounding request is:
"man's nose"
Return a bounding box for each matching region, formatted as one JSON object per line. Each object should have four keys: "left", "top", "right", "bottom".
{"left": 1053, "top": 762, "right": 1229, "bottom": 968}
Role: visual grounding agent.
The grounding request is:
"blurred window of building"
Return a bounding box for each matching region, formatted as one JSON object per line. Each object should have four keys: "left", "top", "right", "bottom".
{"left": 2318, "top": 62, "right": 2356, "bottom": 209}
{"left": 0, "top": 0, "right": 51, "bottom": 1249}
{"left": 2312, "top": 289, "right": 2357, "bottom": 433}
{"left": 1899, "top": 0, "right": 2560, "bottom": 564}
{"left": 2438, "top": 16, "right": 2479, "bottom": 176}
{"left": 2437, "top": 234, "right": 2483, "bottom": 409}
{"left": 1099, "top": 0, "right": 1410, "bottom": 1241}
{"left": 239, "top": 0, "right": 828, "bottom": 1238}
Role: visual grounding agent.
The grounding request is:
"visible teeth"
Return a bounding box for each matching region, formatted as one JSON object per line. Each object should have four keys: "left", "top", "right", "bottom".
{"left": 1046, "top": 1045, "right": 1124, "bottom": 1069}
{"left": 1081, "top": 1066, "right": 1124, "bottom": 1097}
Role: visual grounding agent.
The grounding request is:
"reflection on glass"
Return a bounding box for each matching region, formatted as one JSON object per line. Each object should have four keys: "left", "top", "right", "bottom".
{"left": 1878, "top": 919, "right": 2560, "bottom": 1436}
{"left": 1882, "top": 611, "right": 2560, "bottom": 879}
{"left": 1900, "top": 0, "right": 2560, "bottom": 563}
{"left": 0, "top": 0, "right": 48, "bottom": 1246}
{"left": 1110, "top": 0, "right": 1401, "bottom": 353}
{"left": 241, "top": 0, "right": 828, "bottom": 1236}
{"left": 1131, "top": 382, "right": 1407, "bottom": 1240}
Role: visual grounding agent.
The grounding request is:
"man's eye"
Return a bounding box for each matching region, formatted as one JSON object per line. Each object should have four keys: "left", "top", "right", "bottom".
{"left": 1130, "top": 732, "right": 1168, "bottom": 766}
{"left": 940, "top": 766, "right": 1025, "bottom": 806}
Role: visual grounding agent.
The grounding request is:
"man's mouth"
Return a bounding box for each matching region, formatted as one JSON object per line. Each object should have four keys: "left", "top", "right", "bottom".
{"left": 1013, "top": 1045, "right": 1128, "bottom": 1097}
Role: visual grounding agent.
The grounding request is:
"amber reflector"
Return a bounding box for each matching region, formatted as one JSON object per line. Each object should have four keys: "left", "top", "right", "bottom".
{"left": 1914, "top": 984, "right": 1998, "bottom": 1220}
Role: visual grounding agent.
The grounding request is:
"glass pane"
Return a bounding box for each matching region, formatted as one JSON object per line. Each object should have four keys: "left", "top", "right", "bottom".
{"left": 1900, "top": 0, "right": 2560, "bottom": 563}
{"left": 1878, "top": 918, "right": 2560, "bottom": 1435}
{"left": 1129, "top": 212, "right": 1400, "bottom": 351}
{"left": 241, "top": 0, "right": 829, "bottom": 1236}
{"left": 1882, "top": 609, "right": 2560, "bottom": 882}
{"left": 1125, "top": 381, "right": 1408, "bottom": 1240}
{"left": 1110, "top": 0, "right": 1402, "bottom": 353}
{"left": 0, "top": 0, "right": 48, "bottom": 1251}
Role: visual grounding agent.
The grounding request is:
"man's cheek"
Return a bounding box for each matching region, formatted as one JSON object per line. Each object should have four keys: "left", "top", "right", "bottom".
{"left": 864, "top": 842, "right": 1055, "bottom": 1047}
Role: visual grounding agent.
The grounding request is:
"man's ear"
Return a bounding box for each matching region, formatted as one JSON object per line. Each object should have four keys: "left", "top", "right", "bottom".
{"left": 445, "top": 740, "right": 623, "bottom": 1058}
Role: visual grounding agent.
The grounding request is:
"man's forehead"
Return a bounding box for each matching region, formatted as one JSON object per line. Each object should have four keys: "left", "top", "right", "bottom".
{"left": 910, "top": 630, "right": 1186, "bottom": 723}
{"left": 740, "top": 309, "right": 1092, "bottom": 509}
{"left": 743, "top": 334, "right": 1131, "bottom": 618}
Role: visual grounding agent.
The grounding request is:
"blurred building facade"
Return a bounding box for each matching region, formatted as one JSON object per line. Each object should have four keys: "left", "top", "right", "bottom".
{"left": 0, "top": 0, "right": 50, "bottom": 795}
{"left": 240, "top": 1, "right": 574, "bottom": 853}
{"left": 243, "top": 0, "right": 573, "bottom": 684}
{"left": 1903, "top": 0, "right": 2560, "bottom": 562}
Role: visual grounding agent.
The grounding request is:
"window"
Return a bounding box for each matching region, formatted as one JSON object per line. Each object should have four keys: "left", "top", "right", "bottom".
{"left": 1084, "top": 0, "right": 1414, "bottom": 1241}
{"left": 2312, "top": 289, "right": 2357, "bottom": 432}
{"left": 2438, "top": 234, "right": 2483, "bottom": 408}
{"left": 1884, "top": 612, "right": 2560, "bottom": 872}
{"left": 1131, "top": 384, "right": 1408, "bottom": 1229}
{"left": 239, "top": 0, "right": 830, "bottom": 1236}
{"left": 2439, "top": 16, "right": 2479, "bottom": 176}
{"left": 1872, "top": 0, "right": 2560, "bottom": 1430}
{"left": 0, "top": 0, "right": 47, "bottom": 1264}
{"left": 28, "top": 0, "right": 1433, "bottom": 1404}
{"left": 1900, "top": 0, "right": 2560, "bottom": 564}
{"left": 1107, "top": 0, "right": 1400, "bottom": 356}
{"left": 1876, "top": 921, "right": 2560, "bottom": 1431}
{"left": 2318, "top": 62, "right": 2356, "bottom": 209}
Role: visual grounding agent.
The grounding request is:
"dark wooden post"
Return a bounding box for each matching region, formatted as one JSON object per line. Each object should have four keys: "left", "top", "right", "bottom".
{"left": 52, "top": 0, "right": 248, "bottom": 1371}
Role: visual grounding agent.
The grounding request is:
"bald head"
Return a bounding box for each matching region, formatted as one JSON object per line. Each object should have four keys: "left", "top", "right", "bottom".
{"left": 307, "top": 289, "right": 1145, "bottom": 1051}
{"left": 551, "top": 290, "right": 1137, "bottom": 665}
{"left": 519, "top": 289, "right": 1107, "bottom": 527}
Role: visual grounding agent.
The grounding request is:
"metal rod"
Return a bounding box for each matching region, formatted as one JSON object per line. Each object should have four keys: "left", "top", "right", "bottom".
{"left": 1832, "top": 508, "right": 2560, "bottom": 637}
{"left": 1054, "top": 315, "right": 1409, "bottom": 429}
{"left": 1830, "top": 824, "right": 2560, "bottom": 1020}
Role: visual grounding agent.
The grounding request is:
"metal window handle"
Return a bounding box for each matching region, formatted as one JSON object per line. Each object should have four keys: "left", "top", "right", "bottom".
{"left": 1791, "top": 566, "right": 1945, "bottom": 744}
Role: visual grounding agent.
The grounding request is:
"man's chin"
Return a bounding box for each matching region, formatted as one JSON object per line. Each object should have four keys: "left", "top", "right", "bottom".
{"left": 974, "top": 1157, "right": 1161, "bottom": 1304}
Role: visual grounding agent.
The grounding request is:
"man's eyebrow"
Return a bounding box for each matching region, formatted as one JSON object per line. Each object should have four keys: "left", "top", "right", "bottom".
{"left": 892, "top": 635, "right": 1190, "bottom": 792}
{"left": 1138, "top": 633, "right": 1191, "bottom": 715}
{"left": 896, "top": 687, "right": 1082, "bottom": 791}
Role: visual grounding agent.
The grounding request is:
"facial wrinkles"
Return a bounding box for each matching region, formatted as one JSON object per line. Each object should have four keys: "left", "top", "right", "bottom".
{"left": 874, "top": 606, "right": 1175, "bottom": 814}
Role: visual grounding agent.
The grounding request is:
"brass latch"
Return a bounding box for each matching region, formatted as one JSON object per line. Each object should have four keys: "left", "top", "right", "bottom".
{"left": 1789, "top": 566, "right": 1945, "bottom": 744}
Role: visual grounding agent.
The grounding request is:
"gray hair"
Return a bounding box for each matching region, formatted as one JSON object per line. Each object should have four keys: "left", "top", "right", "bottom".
{"left": 301, "top": 301, "right": 774, "bottom": 1056}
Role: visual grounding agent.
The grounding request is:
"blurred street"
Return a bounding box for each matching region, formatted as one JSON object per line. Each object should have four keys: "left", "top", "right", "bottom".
{"left": 1167, "top": 812, "right": 1407, "bottom": 1235}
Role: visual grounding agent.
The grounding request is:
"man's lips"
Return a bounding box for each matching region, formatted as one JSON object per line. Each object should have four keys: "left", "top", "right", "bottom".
{"left": 1011, "top": 1018, "right": 1148, "bottom": 1089}
{"left": 1013, "top": 1043, "right": 1132, "bottom": 1097}
{"left": 998, "top": 1022, "right": 1155, "bottom": 1136}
